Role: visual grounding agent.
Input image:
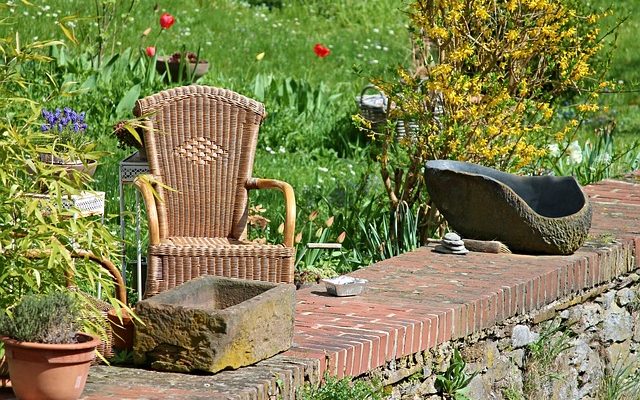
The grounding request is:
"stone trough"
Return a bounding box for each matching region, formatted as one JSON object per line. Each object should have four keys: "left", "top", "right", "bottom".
{"left": 133, "top": 276, "right": 296, "bottom": 374}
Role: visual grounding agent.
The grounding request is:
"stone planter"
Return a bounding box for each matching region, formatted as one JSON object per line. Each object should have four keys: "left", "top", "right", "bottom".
{"left": 133, "top": 276, "right": 295, "bottom": 373}
{"left": 425, "top": 160, "right": 592, "bottom": 255}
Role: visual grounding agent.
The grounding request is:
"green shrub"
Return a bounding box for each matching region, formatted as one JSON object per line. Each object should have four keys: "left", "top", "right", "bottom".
{"left": 360, "top": 0, "right": 614, "bottom": 238}
{"left": 0, "top": 293, "right": 79, "bottom": 344}
{"left": 435, "top": 349, "right": 477, "bottom": 400}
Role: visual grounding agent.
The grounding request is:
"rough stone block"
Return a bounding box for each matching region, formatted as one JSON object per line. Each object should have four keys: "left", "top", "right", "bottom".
{"left": 133, "top": 276, "right": 296, "bottom": 373}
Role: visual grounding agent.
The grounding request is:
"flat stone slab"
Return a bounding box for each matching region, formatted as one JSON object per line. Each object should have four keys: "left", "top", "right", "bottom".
{"left": 134, "top": 276, "right": 296, "bottom": 373}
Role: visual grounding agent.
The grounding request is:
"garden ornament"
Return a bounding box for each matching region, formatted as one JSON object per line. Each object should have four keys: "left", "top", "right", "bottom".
{"left": 425, "top": 160, "right": 592, "bottom": 255}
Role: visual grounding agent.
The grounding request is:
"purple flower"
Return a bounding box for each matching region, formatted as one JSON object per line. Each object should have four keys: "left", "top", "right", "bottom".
{"left": 40, "top": 106, "right": 89, "bottom": 150}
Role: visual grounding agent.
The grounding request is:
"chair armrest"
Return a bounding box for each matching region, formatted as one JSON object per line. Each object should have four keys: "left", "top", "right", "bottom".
{"left": 246, "top": 178, "right": 296, "bottom": 248}
{"left": 71, "top": 250, "right": 127, "bottom": 305}
{"left": 25, "top": 249, "right": 127, "bottom": 305}
{"left": 133, "top": 174, "right": 161, "bottom": 245}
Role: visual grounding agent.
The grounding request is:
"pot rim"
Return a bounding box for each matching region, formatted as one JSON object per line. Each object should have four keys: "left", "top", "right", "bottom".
{"left": 1, "top": 333, "right": 101, "bottom": 351}
{"left": 156, "top": 56, "right": 209, "bottom": 64}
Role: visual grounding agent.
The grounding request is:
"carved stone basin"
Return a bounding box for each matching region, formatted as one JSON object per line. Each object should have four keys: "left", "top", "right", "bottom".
{"left": 425, "top": 160, "right": 592, "bottom": 255}
{"left": 133, "top": 276, "right": 295, "bottom": 373}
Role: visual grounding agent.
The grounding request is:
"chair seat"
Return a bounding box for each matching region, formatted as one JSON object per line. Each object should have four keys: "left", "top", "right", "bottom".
{"left": 150, "top": 237, "right": 295, "bottom": 258}
{"left": 144, "top": 236, "right": 296, "bottom": 296}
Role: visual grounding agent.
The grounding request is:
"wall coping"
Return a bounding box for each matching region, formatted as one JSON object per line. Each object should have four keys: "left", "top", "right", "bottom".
{"left": 19, "top": 173, "right": 638, "bottom": 400}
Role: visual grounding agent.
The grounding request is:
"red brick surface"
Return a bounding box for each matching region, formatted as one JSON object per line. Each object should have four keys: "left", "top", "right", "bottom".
{"left": 0, "top": 175, "right": 638, "bottom": 399}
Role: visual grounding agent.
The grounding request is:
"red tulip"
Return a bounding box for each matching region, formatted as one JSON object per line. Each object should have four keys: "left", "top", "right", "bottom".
{"left": 313, "top": 43, "right": 330, "bottom": 58}
{"left": 145, "top": 46, "right": 156, "bottom": 57}
{"left": 159, "top": 12, "right": 175, "bottom": 29}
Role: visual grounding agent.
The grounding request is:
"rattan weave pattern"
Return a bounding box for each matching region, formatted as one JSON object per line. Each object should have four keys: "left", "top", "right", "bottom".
{"left": 133, "top": 85, "right": 295, "bottom": 297}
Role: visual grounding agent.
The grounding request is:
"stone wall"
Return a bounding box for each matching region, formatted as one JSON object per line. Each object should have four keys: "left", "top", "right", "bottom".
{"left": 375, "top": 271, "right": 640, "bottom": 399}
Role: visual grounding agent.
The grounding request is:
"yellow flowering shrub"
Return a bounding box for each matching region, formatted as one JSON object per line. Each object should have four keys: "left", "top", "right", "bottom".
{"left": 358, "top": 0, "right": 611, "bottom": 239}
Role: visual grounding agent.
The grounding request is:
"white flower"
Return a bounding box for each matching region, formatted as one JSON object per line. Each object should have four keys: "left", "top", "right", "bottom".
{"left": 318, "top": 166, "right": 328, "bottom": 173}
{"left": 373, "top": 28, "right": 380, "bottom": 33}
{"left": 278, "top": 146, "right": 286, "bottom": 154}
{"left": 566, "top": 141, "right": 583, "bottom": 164}
{"left": 388, "top": 29, "right": 395, "bottom": 35}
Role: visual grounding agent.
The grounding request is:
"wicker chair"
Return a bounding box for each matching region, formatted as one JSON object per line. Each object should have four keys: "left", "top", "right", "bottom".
{"left": 133, "top": 85, "right": 296, "bottom": 298}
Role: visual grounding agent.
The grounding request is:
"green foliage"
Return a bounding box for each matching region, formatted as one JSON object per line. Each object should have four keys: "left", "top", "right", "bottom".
{"left": 523, "top": 320, "right": 574, "bottom": 398}
{"left": 362, "top": 0, "right": 616, "bottom": 238}
{"left": 294, "top": 210, "right": 345, "bottom": 278}
{"left": 501, "top": 387, "right": 524, "bottom": 400}
{"left": 109, "top": 349, "right": 135, "bottom": 365}
{"left": 542, "top": 128, "right": 640, "bottom": 185}
{"left": 435, "top": 349, "right": 477, "bottom": 400}
{"left": 596, "top": 358, "right": 640, "bottom": 400}
{"left": 0, "top": 16, "right": 132, "bottom": 347}
{"left": 297, "top": 375, "right": 384, "bottom": 400}
{"left": 0, "top": 292, "right": 79, "bottom": 344}
{"left": 357, "top": 201, "right": 420, "bottom": 264}
{"left": 249, "top": 73, "right": 344, "bottom": 153}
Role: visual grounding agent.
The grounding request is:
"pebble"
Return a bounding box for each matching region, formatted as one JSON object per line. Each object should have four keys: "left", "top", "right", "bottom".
{"left": 434, "top": 244, "right": 469, "bottom": 255}
{"left": 434, "top": 232, "right": 469, "bottom": 255}
{"left": 444, "top": 232, "right": 461, "bottom": 241}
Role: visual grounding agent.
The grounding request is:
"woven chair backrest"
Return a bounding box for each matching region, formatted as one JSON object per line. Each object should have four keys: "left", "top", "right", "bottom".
{"left": 134, "top": 85, "right": 266, "bottom": 239}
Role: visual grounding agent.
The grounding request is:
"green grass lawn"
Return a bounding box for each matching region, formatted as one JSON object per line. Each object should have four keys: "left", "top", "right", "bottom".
{"left": 595, "top": 0, "right": 640, "bottom": 138}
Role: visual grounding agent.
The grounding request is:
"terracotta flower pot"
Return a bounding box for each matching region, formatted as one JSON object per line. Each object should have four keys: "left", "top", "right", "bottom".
{"left": 155, "top": 56, "right": 209, "bottom": 82}
{"left": 107, "top": 309, "right": 134, "bottom": 351}
{"left": 2, "top": 333, "right": 100, "bottom": 400}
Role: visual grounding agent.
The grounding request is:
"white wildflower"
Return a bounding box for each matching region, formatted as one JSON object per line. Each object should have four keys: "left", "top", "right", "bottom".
{"left": 566, "top": 141, "right": 583, "bottom": 164}
{"left": 318, "top": 166, "right": 329, "bottom": 173}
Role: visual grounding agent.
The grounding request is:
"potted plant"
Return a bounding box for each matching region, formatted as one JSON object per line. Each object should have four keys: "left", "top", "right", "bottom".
{"left": 143, "top": 12, "right": 209, "bottom": 83}
{"left": 155, "top": 51, "right": 209, "bottom": 83}
{"left": 39, "top": 106, "right": 99, "bottom": 180}
{"left": 0, "top": 292, "right": 101, "bottom": 400}
{"left": 113, "top": 118, "right": 147, "bottom": 160}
